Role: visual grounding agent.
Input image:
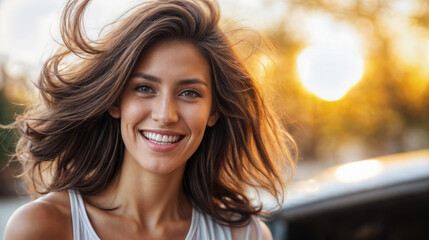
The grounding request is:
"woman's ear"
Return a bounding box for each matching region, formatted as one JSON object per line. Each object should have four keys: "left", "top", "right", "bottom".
{"left": 207, "top": 112, "right": 218, "bottom": 127}
{"left": 108, "top": 105, "right": 121, "bottom": 119}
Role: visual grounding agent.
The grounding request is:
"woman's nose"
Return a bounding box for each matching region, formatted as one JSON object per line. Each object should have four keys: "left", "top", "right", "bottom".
{"left": 151, "top": 95, "right": 179, "bottom": 125}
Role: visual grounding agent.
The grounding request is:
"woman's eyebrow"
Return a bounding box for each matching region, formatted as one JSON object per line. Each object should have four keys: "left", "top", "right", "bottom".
{"left": 176, "top": 79, "right": 208, "bottom": 87}
{"left": 132, "top": 72, "right": 208, "bottom": 87}
{"left": 131, "top": 72, "right": 160, "bottom": 82}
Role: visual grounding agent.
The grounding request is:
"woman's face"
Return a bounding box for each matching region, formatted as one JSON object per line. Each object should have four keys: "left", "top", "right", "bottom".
{"left": 109, "top": 40, "right": 217, "bottom": 175}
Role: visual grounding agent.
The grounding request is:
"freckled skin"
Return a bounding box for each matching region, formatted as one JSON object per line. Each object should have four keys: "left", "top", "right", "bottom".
{"left": 109, "top": 39, "right": 218, "bottom": 175}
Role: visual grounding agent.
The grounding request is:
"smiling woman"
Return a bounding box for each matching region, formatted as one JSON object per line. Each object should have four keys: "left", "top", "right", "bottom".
{"left": 3, "top": 0, "right": 296, "bottom": 239}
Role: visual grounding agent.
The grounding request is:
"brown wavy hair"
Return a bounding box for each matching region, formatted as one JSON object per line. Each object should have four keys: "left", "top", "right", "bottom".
{"left": 11, "top": 0, "right": 296, "bottom": 225}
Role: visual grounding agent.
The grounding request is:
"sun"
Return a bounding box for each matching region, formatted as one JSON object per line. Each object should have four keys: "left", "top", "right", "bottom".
{"left": 297, "top": 44, "right": 364, "bottom": 101}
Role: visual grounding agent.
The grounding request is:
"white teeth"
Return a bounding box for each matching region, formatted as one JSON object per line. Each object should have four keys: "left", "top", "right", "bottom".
{"left": 142, "top": 131, "right": 181, "bottom": 144}
{"left": 156, "top": 134, "right": 162, "bottom": 141}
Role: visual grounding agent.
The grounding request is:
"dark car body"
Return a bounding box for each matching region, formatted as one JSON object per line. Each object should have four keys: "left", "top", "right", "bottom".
{"left": 267, "top": 150, "right": 429, "bottom": 240}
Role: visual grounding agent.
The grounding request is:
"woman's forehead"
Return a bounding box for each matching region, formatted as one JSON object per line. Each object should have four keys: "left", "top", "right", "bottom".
{"left": 132, "top": 40, "right": 211, "bottom": 84}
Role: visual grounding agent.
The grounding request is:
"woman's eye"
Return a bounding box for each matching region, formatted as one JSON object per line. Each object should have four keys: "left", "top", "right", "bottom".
{"left": 135, "top": 85, "right": 155, "bottom": 95}
{"left": 180, "top": 90, "right": 201, "bottom": 98}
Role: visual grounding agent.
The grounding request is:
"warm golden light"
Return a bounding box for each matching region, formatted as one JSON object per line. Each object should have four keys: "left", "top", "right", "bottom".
{"left": 335, "top": 160, "right": 383, "bottom": 183}
{"left": 255, "top": 54, "right": 274, "bottom": 81}
{"left": 297, "top": 44, "right": 364, "bottom": 101}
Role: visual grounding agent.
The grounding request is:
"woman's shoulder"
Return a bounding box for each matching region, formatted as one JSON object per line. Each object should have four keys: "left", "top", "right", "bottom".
{"left": 4, "top": 191, "right": 73, "bottom": 240}
{"left": 230, "top": 216, "right": 273, "bottom": 240}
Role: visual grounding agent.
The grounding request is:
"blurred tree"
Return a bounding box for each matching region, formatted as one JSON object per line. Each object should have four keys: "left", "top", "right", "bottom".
{"left": 257, "top": 0, "right": 429, "bottom": 162}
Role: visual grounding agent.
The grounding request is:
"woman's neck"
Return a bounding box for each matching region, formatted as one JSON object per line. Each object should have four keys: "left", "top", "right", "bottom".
{"left": 85, "top": 153, "right": 192, "bottom": 229}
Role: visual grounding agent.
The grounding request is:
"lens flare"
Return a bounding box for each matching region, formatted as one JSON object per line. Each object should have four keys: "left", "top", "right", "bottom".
{"left": 297, "top": 44, "right": 364, "bottom": 101}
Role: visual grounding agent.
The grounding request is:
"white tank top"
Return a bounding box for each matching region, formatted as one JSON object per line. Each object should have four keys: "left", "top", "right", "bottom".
{"left": 68, "top": 189, "right": 262, "bottom": 240}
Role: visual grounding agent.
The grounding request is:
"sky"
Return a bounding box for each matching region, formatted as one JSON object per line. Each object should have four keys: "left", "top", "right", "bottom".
{"left": 0, "top": 0, "right": 142, "bottom": 75}
{"left": 0, "top": 0, "right": 284, "bottom": 77}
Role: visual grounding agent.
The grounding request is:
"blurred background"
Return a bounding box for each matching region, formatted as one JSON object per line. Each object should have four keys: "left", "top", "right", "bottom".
{"left": 1, "top": 0, "right": 429, "bottom": 236}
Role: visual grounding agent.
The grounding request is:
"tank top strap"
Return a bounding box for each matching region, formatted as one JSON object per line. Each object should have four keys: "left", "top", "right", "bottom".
{"left": 68, "top": 189, "right": 100, "bottom": 240}
{"left": 69, "top": 189, "right": 81, "bottom": 240}
{"left": 186, "top": 207, "right": 232, "bottom": 240}
{"left": 244, "top": 216, "right": 262, "bottom": 240}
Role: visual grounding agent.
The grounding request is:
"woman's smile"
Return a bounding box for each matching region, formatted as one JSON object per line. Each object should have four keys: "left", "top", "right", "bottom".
{"left": 140, "top": 129, "right": 185, "bottom": 152}
{"left": 142, "top": 130, "right": 182, "bottom": 145}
